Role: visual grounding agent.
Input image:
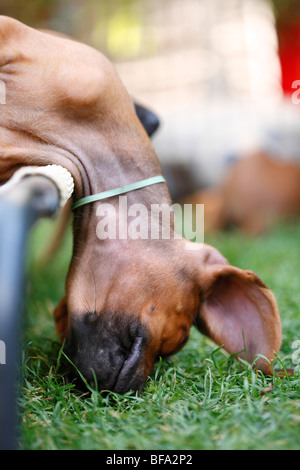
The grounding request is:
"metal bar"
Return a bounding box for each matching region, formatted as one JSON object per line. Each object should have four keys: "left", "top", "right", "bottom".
{"left": 0, "top": 175, "right": 60, "bottom": 450}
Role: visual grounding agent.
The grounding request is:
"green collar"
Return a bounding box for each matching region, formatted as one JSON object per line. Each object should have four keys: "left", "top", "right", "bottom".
{"left": 71, "top": 175, "right": 166, "bottom": 210}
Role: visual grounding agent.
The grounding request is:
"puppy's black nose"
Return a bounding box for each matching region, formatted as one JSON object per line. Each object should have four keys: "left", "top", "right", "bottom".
{"left": 63, "top": 311, "right": 148, "bottom": 394}
{"left": 112, "top": 336, "right": 145, "bottom": 394}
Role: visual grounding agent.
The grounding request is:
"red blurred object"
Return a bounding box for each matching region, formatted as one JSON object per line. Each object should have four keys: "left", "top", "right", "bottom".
{"left": 278, "top": 20, "right": 300, "bottom": 94}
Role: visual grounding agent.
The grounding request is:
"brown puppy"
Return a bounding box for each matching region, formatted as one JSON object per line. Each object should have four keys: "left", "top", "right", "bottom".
{"left": 181, "top": 153, "right": 300, "bottom": 235}
{"left": 0, "top": 17, "right": 282, "bottom": 393}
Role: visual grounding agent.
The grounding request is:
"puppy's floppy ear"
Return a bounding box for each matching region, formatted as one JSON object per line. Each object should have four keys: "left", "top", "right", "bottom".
{"left": 54, "top": 296, "right": 69, "bottom": 343}
{"left": 192, "top": 245, "right": 282, "bottom": 374}
{"left": 134, "top": 101, "right": 160, "bottom": 137}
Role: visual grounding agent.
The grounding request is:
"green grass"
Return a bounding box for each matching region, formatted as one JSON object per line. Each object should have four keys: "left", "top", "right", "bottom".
{"left": 19, "top": 219, "right": 300, "bottom": 450}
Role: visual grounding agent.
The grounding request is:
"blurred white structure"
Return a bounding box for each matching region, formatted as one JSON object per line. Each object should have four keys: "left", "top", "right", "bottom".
{"left": 117, "top": 0, "right": 282, "bottom": 109}
{"left": 116, "top": 0, "right": 300, "bottom": 188}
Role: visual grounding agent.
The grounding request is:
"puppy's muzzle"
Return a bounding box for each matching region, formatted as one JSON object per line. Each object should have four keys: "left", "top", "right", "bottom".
{"left": 63, "top": 312, "right": 148, "bottom": 394}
